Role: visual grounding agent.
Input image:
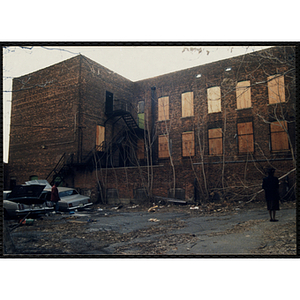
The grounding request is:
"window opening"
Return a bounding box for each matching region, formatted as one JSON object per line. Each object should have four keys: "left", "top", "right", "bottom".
{"left": 270, "top": 120, "right": 289, "bottom": 151}
{"left": 207, "top": 86, "right": 221, "bottom": 113}
{"left": 208, "top": 128, "right": 223, "bottom": 155}
{"left": 158, "top": 96, "right": 169, "bottom": 121}
{"left": 267, "top": 75, "right": 285, "bottom": 104}
{"left": 237, "top": 122, "right": 254, "bottom": 153}
{"left": 182, "top": 131, "right": 195, "bottom": 157}
{"left": 158, "top": 135, "right": 170, "bottom": 158}
{"left": 182, "top": 91, "right": 194, "bottom": 117}
{"left": 96, "top": 125, "right": 105, "bottom": 150}
{"left": 236, "top": 81, "right": 251, "bottom": 109}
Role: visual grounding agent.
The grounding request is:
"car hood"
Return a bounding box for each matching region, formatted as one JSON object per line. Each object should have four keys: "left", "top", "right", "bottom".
{"left": 7, "top": 184, "right": 46, "bottom": 205}
{"left": 60, "top": 194, "right": 89, "bottom": 203}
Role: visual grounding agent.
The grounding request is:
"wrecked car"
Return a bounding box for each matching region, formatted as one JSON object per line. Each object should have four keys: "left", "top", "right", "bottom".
{"left": 44, "top": 187, "right": 93, "bottom": 212}
{"left": 25, "top": 181, "right": 93, "bottom": 212}
{"left": 3, "top": 185, "right": 54, "bottom": 219}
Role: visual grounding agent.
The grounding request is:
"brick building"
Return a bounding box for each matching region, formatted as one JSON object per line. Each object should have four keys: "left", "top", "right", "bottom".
{"left": 8, "top": 46, "right": 296, "bottom": 204}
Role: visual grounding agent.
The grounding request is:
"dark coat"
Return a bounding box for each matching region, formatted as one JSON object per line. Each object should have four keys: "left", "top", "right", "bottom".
{"left": 50, "top": 185, "right": 60, "bottom": 202}
{"left": 262, "top": 175, "right": 280, "bottom": 210}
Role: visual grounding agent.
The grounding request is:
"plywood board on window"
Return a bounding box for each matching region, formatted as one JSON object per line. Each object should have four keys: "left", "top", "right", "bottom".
{"left": 182, "top": 131, "right": 195, "bottom": 156}
{"left": 158, "top": 96, "right": 169, "bottom": 121}
{"left": 96, "top": 125, "right": 105, "bottom": 147}
{"left": 238, "top": 135, "right": 254, "bottom": 153}
{"left": 209, "top": 137, "right": 223, "bottom": 155}
{"left": 236, "top": 81, "right": 251, "bottom": 109}
{"left": 237, "top": 122, "right": 253, "bottom": 135}
{"left": 182, "top": 92, "right": 194, "bottom": 117}
{"left": 271, "top": 132, "right": 289, "bottom": 151}
{"left": 270, "top": 120, "right": 287, "bottom": 133}
{"left": 207, "top": 86, "right": 221, "bottom": 113}
{"left": 158, "top": 135, "right": 169, "bottom": 158}
{"left": 268, "top": 75, "right": 285, "bottom": 104}
{"left": 208, "top": 128, "right": 222, "bottom": 139}
{"left": 270, "top": 120, "right": 289, "bottom": 151}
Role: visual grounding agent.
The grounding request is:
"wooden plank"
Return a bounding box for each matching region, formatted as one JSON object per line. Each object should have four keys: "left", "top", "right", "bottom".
{"left": 238, "top": 134, "right": 254, "bottom": 153}
{"left": 271, "top": 132, "right": 289, "bottom": 151}
{"left": 207, "top": 86, "right": 221, "bottom": 113}
{"left": 236, "top": 81, "right": 251, "bottom": 109}
{"left": 209, "top": 136, "right": 223, "bottom": 155}
{"left": 96, "top": 125, "right": 105, "bottom": 146}
{"left": 268, "top": 75, "right": 285, "bottom": 104}
{"left": 158, "top": 96, "right": 169, "bottom": 120}
{"left": 270, "top": 121, "right": 289, "bottom": 150}
{"left": 158, "top": 135, "right": 169, "bottom": 158}
{"left": 237, "top": 122, "right": 253, "bottom": 135}
{"left": 208, "top": 128, "right": 222, "bottom": 139}
{"left": 182, "top": 132, "right": 195, "bottom": 156}
{"left": 182, "top": 92, "right": 194, "bottom": 117}
{"left": 270, "top": 120, "right": 287, "bottom": 132}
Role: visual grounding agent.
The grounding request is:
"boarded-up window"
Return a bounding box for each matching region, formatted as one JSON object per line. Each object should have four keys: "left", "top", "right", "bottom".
{"left": 236, "top": 81, "right": 251, "bottom": 109}
{"left": 182, "top": 131, "right": 195, "bottom": 157}
{"left": 207, "top": 86, "right": 221, "bottom": 113}
{"left": 270, "top": 120, "right": 289, "bottom": 151}
{"left": 158, "top": 135, "right": 170, "bottom": 158}
{"left": 158, "top": 96, "right": 169, "bottom": 121}
{"left": 96, "top": 125, "right": 105, "bottom": 149}
{"left": 137, "top": 139, "right": 145, "bottom": 159}
{"left": 237, "top": 122, "right": 254, "bottom": 153}
{"left": 208, "top": 128, "right": 222, "bottom": 155}
{"left": 182, "top": 92, "right": 194, "bottom": 117}
{"left": 268, "top": 75, "right": 285, "bottom": 104}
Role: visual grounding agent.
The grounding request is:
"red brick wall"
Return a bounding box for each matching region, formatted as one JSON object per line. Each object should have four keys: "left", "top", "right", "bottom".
{"left": 8, "top": 47, "right": 295, "bottom": 204}
{"left": 9, "top": 56, "right": 81, "bottom": 184}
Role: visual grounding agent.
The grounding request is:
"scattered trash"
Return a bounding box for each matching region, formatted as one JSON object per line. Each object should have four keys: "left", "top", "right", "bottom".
{"left": 190, "top": 206, "right": 199, "bottom": 210}
{"left": 148, "top": 205, "right": 158, "bottom": 212}
{"left": 69, "top": 211, "right": 75, "bottom": 214}
{"left": 148, "top": 218, "right": 160, "bottom": 222}
{"left": 129, "top": 205, "right": 139, "bottom": 209}
{"left": 87, "top": 219, "right": 97, "bottom": 223}
{"left": 112, "top": 205, "right": 123, "bottom": 210}
{"left": 19, "top": 219, "right": 34, "bottom": 225}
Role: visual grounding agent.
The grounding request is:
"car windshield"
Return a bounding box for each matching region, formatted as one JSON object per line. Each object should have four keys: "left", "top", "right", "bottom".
{"left": 59, "top": 190, "right": 78, "bottom": 197}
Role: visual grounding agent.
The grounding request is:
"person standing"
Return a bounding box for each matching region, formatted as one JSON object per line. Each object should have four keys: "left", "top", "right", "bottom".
{"left": 262, "top": 168, "right": 280, "bottom": 222}
{"left": 51, "top": 182, "right": 60, "bottom": 212}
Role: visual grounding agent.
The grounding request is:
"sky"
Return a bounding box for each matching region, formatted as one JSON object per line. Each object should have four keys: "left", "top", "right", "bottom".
{"left": 3, "top": 45, "right": 272, "bottom": 162}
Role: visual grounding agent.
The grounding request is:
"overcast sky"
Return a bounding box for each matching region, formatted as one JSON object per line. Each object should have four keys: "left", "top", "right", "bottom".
{"left": 3, "top": 45, "right": 272, "bottom": 162}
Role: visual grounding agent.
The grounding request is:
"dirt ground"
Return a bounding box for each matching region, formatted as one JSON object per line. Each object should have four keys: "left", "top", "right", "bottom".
{"left": 3, "top": 199, "right": 297, "bottom": 256}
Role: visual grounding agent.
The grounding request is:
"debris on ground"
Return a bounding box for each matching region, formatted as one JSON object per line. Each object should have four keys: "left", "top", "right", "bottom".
{"left": 112, "top": 204, "right": 123, "bottom": 210}
{"left": 148, "top": 205, "right": 158, "bottom": 212}
{"left": 128, "top": 205, "right": 139, "bottom": 209}
{"left": 148, "top": 218, "right": 160, "bottom": 222}
{"left": 251, "top": 220, "right": 296, "bottom": 255}
{"left": 4, "top": 200, "right": 296, "bottom": 255}
{"left": 19, "top": 219, "right": 35, "bottom": 225}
